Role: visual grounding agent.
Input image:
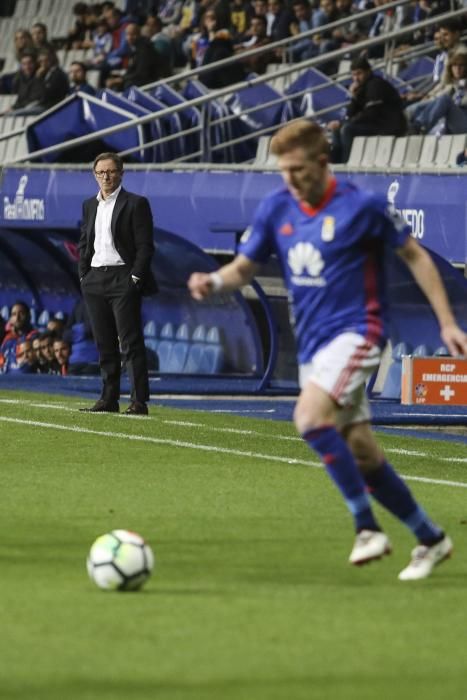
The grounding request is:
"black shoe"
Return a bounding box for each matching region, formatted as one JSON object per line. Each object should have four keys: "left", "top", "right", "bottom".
{"left": 79, "top": 399, "right": 120, "bottom": 413}
{"left": 124, "top": 401, "right": 148, "bottom": 415}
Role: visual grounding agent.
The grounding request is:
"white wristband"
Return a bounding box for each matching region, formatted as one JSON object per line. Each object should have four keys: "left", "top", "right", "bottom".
{"left": 209, "top": 271, "right": 224, "bottom": 292}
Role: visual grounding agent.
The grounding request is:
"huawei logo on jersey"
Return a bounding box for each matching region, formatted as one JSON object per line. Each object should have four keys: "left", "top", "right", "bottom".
{"left": 288, "top": 242, "right": 326, "bottom": 287}
{"left": 279, "top": 222, "right": 294, "bottom": 236}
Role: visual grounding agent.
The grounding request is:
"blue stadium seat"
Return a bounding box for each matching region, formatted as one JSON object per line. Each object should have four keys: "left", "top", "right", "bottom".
{"left": 380, "top": 342, "right": 412, "bottom": 399}
{"left": 434, "top": 346, "right": 450, "bottom": 357}
{"left": 37, "top": 309, "right": 50, "bottom": 328}
{"left": 0, "top": 305, "right": 9, "bottom": 321}
{"left": 413, "top": 344, "right": 432, "bottom": 357}
{"left": 143, "top": 320, "right": 158, "bottom": 353}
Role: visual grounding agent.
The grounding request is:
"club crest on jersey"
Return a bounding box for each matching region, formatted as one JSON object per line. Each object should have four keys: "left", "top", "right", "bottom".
{"left": 321, "top": 216, "right": 335, "bottom": 242}
{"left": 279, "top": 222, "right": 294, "bottom": 236}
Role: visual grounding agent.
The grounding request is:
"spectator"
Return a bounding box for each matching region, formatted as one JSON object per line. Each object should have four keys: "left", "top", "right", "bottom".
{"left": 235, "top": 15, "right": 272, "bottom": 74}
{"left": 328, "top": 55, "right": 407, "bottom": 163}
{"left": 312, "top": 0, "right": 337, "bottom": 29}
{"left": 141, "top": 14, "right": 173, "bottom": 75}
{"left": 52, "top": 339, "right": 72, "bottom": 376}
{"left": 288, "top": 0, "right": 316, "bottom": 63}
{"left": 3, "top": 52, "right": 45, "bottom": 115}
{"left": 0, "top": 315, "right": 5, "bottom": 344}
{"left": 30, "top": 22, "right": 54, "bottom": 54}
{"left": 69, "top": 61, "right": 97, "bottom": 95}
{"left": 267, "top": 0, "right": 293, "bottom": 42}
{"left": 405, "top": 18, "right": 467, "bottom": 110}
{"left": 37, "top": 330, "right": 59, "bottom": 373}
{"left": 191, "top": 9, "right": 219, "bottom": 67}
{"left": 124, "top": 0, "right": 159, "bottom": 22}
{"left": 0, "top": 301, "right": 39, "bottom": 373}
{"left": 84, "top": 18, "right": 113, "bottom": 71}
{"left": 36, "top": 48, "right": 70, "bottom": 111}
{"left": 11, "top": 339, "right": 39, "bottom": 374}
{"left": 106, "top": 23, "right": 163, "bottom": 90}
{"left": 14, "top": 29, "right": 36, "bottom": 64}
{"left": 67, "top": 2, "right": 90, "bottom": 49}
{"left": 201, "top": 24, "right": 246, "bottom": 88}
{"left": 230, "top": 0, "right": 251, "bottom": 40}
{"left": 409, "top": 52, "right": 467, "bottom": 134}
{"left": 47, "top": 317, "right": 66, "bottom": 338}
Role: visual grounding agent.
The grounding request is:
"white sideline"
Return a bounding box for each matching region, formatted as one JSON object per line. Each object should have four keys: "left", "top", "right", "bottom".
{"left": 0, "top": 415, "right": 467, "bottom": 489}
{"left": 0, "top": 398, "right": 466, "bottom": 463}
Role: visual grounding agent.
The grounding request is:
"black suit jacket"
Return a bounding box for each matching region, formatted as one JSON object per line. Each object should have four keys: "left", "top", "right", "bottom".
{"left": 78, "top": 188, "right": 158, "bottom": 295}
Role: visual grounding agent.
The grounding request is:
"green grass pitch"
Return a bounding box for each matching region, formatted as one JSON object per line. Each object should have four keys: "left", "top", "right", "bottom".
{"left": 1, "top": 389, "right": 466, "bottom": 700}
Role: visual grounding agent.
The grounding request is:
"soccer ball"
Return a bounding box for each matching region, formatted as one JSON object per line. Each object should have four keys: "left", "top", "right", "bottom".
{"left": 87, "top": 529, "right": 154, "bottom": 591}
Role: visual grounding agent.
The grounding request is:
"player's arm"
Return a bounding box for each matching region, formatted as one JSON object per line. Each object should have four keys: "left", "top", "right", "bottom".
{"left": 188, "top": 254, "right": 259, "bottom": 300}
{"left": 397, "top": 236, "right": 467, "bottom": 356}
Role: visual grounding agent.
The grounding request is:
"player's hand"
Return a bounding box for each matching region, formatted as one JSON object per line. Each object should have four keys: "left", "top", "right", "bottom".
{"left": 188, "top": 272, "right": 215, "bottom": 300}
{"left": 440, "top": 324, "right": 467, "bottom": 357}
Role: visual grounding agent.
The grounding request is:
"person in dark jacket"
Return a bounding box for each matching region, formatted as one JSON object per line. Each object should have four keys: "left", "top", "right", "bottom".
{"left": 328, "top": 55, "right": 407, "bottom": 163}
{"left": 36, "top": 48, "right": 70, "bottom": 111}
{"left": 3, "top": 52, "right": 45, "bottom": 115}
{"left": 106, "top": 22, "right": 162, "bottom": 90}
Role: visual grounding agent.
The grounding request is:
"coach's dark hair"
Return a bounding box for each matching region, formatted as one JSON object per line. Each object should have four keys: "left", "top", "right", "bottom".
{"left": 270, "top": 119, "right": 330, "bottom": 159}
{"left": 93, "top": 152, "right": 124, "bottom": 172}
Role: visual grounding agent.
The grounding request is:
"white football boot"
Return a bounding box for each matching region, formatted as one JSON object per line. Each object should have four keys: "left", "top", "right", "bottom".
{"left": 349, "top": 530, "right": 392, "bottom": 566}
{"left": 398, "top": 535, "right": 453, "bottom": 581}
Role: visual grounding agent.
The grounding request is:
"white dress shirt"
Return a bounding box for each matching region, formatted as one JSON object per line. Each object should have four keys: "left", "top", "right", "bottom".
{"left": 91, "top": 185, "right": 125, "bottom": 267}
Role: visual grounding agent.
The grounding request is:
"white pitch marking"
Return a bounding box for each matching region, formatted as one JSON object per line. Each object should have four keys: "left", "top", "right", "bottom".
{"left": 0, "top": 399, "right": 466, "bottom": 462}
{"left": 1, "top": 415, "right": 467, "bottom": 489}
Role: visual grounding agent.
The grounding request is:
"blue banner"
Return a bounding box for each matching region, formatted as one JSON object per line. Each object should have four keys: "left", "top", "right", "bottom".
{"left": 0, "top": 168, "right": 466, "bottom": 263}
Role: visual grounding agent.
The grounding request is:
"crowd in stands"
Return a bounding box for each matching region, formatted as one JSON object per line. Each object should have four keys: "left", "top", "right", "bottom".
{"left": 0, "top": 300, "right": 98, "bottom": 376}
{"left": 0, "top": 0, "right": 466, "bottom": 156}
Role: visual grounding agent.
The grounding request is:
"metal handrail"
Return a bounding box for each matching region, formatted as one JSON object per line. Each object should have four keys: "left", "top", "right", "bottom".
{"left": 2, "top": 6, "right": 465, "bottom": 165}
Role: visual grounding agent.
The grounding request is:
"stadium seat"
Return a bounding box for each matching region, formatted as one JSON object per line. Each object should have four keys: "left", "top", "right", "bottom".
{"left": 0, "top": 305, "right": 9, "bottom": 321}
{"left": 380, "top": 342, "right": 412, "bottom": 399}
{"left": 37, "top": 309, "right": 50, "bottom": 328}
{"left": 434, "top": 135, "right": 453, "bottom": 167}
{"left": 347, "top": 136, "right": 365, "bottom": 167}
{"left": 434, "top": 346, "right": 450, "bottom": 357}
{"left": 389, "top": 137, "right": 408, "bottom": 168}
{"left": 419, "top": 135, "right": 438, "bottom": 167}
{"left": 166, "top": 323, "right": 190, "bottom": 373}
{"left": 156, "top": 322, "right": 175, "bottom": 373}
{"left": 360, "top": 136, "right": 379, "bottom": 168}
{"left": 404, "top": 135, "right": 424, "bottom": 167}
{"left": 143, "top": 320, "right": 158, "bottom": 352}
{"left": 375, "top": 136, "right": 395, "bottom": 168}
{"left": 413, "top": 343, "right": 432, "bottom": 357}
{"left": 254, "top": 136, "right": 272, "bottom": 166}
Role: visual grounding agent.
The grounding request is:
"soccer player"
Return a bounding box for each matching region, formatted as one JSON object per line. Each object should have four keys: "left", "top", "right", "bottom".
{"left": 188, "top": 119, "right": 467, "bottom": 581}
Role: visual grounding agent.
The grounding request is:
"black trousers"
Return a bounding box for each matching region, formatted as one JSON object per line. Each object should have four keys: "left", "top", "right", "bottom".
{"left": 81, "top": 266, "right": 149, "bottom": 403}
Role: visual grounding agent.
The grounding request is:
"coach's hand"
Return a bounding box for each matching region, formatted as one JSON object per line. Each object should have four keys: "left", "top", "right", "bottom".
{"left": 441, "top": 323, "right": 467, "bottom": 358}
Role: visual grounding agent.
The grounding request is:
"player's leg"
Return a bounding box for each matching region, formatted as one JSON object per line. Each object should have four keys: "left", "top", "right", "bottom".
{"left": 294, "top": 368, "right": 386, "bottom": 562}
{"left": 343, "top": 421, "right": 452, "bottom": 580}
{"left": 295, "top": 333, "right": 393, "bottom": 565}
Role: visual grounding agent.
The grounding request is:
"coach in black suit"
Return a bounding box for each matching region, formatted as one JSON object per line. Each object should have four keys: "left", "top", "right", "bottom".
{"left": 78, "top": 152, "right": 157, "bottom": 415}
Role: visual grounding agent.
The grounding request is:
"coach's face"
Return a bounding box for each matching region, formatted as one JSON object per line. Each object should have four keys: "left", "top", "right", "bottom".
{"left": 278, "top": 146, "right": 328, "bottom": 206}
{"left": 94, "top": 158, "right": 123, "bottom": 197}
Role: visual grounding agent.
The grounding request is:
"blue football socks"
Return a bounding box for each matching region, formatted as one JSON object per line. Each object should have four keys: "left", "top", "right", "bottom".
{"left": 303, "top": 426, "right": 381, "bottom": 532}
{"left": 365, "top": 461, "right": 443, "bottom": 545}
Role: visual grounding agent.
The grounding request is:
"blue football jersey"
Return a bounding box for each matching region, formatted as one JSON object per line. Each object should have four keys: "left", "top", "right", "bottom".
{"left": 238, "top": 178, "right": 411, "bottom": 363}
